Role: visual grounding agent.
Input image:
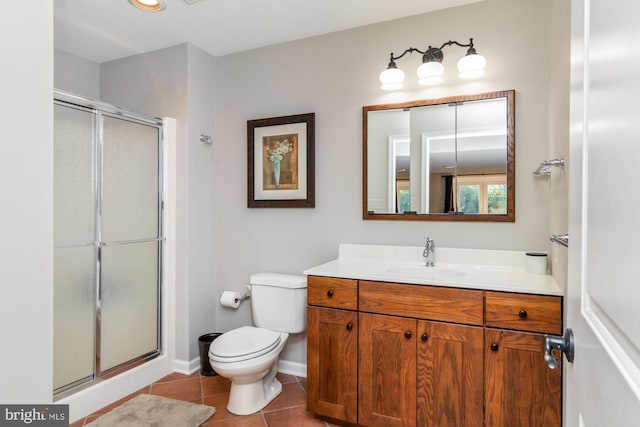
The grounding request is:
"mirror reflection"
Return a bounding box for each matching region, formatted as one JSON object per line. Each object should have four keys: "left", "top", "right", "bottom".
{"left": 363, "top": 90, "right": 515, "bottom": 222}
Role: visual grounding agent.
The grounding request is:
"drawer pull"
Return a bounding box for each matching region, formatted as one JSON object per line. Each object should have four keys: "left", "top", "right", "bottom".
{"left": 421, "top": 333, "right": 429, "bottom": 342}
{"left": 519, "top": 310, "right": 528, "bottom": 318}
{"left": 404, "top": 331, "right": 412, "bottom": 339}
{"left": 490, "top": 343, "right": 499, "bottom": 352}
{"left": 346, "top": 323, "right": 353, "bottom": 331}
{"left": 327, "top": 290, "right": 333, "bottom": 297}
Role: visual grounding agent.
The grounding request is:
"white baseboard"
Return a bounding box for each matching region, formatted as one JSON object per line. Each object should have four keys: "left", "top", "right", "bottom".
{"left": 278, "top": 359, "right": 307, "bottom": 378}
{"left": 174, "top": 357, "right": 200, "bottom": 375}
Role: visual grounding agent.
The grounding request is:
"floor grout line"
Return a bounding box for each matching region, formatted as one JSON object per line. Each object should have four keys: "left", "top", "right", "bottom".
{"left": 72, "top": 372, "right": 323, "bottom": 427}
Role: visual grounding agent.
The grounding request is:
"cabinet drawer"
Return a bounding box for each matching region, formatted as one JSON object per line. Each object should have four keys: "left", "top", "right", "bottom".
{"left": 307, "top": 276, "right": 358, "bottom": 310}
{"left": 359, "top": 280, "right": 484, "bottom": 325}
{"left": 485, "top": 291, "right": 562, "bottom": 334}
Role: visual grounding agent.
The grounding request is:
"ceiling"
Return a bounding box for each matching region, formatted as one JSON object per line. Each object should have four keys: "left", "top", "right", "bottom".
{"left": 54, "top": 0, "right": 482, "bottom": 64}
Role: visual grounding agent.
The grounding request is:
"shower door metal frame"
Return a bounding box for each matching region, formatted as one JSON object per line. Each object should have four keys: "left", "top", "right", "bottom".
{"left": 53, "top": 90, "right": 165, "bottom": 398}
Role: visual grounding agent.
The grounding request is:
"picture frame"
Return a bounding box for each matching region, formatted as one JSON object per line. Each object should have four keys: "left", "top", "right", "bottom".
{"left": 247, "top": 113, "right": 315, "bottom": 208}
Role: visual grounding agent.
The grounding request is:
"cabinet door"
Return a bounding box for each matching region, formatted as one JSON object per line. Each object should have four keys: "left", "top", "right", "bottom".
{"left": 359, "top": 313, "right": 416, "bottom": 427}
{"left": 307, "top": 306, "right": 358, "bottom": 423}
{"left": 485, "top": 329, "right": 561, "bottom": 427}
{"left": 417, "top": 321, "right": 483, "bottom": 427}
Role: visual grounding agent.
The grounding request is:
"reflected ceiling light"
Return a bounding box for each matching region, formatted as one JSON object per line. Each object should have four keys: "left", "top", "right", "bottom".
{"left": 379, "top": 38, "right": 486, "bottom": 90}
{"left": 128, "top": 0, "right": 166, "bottom": 12}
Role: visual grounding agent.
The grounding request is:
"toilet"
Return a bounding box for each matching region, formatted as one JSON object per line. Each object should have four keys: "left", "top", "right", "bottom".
{"left": 209, "top": 273, "right": 307, "bottom": 415}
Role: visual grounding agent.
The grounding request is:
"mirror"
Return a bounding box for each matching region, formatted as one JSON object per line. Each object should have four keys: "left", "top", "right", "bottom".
{"left": 363, "top": 90, "right": 514, "bottom": 221}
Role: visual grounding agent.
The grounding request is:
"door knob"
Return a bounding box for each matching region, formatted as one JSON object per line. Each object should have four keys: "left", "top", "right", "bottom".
{"left": 543, "top": 328, "right": 575, "bottom": 369}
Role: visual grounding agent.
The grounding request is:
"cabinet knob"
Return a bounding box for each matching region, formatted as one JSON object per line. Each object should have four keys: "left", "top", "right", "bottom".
{"left": 519, "top": 310, "right": 528, "bottom": 318}
{"left": 327, "top": 290, "right": 333, "bottom": 297}
{"left": 346, "top": 323, "right": 353, "bottom": 331}
{"left": 490, "top": 343, "right": 499, "bottom": 352}
{"left": 404, "top": 331, "right": 412, "bottom": 339}
{"left": 421, "top": 333, "right": 428, "bottom": 342}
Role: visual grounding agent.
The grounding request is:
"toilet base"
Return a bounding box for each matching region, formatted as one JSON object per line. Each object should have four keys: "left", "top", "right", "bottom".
{"left": 226, "top": 362, "right": 282, "bottom": 415}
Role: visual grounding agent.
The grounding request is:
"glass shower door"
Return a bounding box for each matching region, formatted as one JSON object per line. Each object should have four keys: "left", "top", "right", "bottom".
{"left": 99, "top": 116, "right": 161, "bottom": 372}
{"left": 53, "top": 104, "right": 97, "bottom": 391}
{"left": 53, "top": 97, "right": 163, "bottom": 395}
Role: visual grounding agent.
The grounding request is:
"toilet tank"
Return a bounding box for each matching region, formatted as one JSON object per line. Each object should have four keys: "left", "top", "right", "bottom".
{"left": 249, "top": 273, "right": 307, "bottom": 333}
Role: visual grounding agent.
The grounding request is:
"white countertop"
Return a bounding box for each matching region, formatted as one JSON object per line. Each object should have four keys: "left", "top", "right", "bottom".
{"left": 303, "top": 244, "right": 563, "bottom": 296}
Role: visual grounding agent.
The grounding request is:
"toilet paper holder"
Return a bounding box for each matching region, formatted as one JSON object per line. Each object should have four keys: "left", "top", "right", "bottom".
{"left": 235, "top": 292, "right": 251, "bottom": 304}
{"left": 220, "top": 286, "right": 252, "bottom": 309}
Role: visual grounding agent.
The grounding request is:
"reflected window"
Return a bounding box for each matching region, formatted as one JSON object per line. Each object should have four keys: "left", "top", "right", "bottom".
{"left": 396, "top": 180, "right": 411, "bottom": 213}
{"left": 457, "top": 175, "right": 507, "bottom": 214}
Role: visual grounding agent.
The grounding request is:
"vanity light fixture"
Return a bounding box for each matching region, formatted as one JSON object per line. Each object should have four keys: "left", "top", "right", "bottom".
{"left": 128, "top": 0, "right": 166, "bottom": 12}
{"left": 379, "top": 38, "right": 486, "bottom": 90}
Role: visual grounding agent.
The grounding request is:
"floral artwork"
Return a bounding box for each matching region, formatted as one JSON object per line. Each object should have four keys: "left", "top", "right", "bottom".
{"left": 262, "top": 134, "right": 298, "bottom": 190}
{"left": 247, "top": 112, "right": 314, "bottom": 208}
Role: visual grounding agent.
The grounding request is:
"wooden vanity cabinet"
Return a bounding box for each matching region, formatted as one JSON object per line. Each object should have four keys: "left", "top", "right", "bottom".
{"left": 484, "top": 329, "right": 561, "bottom": 427}
{"left": 358, "top": 281, "right": 484, "bottom": 427}
{"left": 306, "top": 276, "right": 358, "bottom": 424}
{"left": 358, "top": 312, "right": 484, "bottom": 427}
{"left": 358, "top": 312, "right": 416, "bottom": 426}
{"left": 307, "top": 276, "right": 563, "bottom": 427}
{"left": 417, "top": 321, "right": 484, "bottom": 427}
{"left": 484, "top": 292, "right": 563, "bottom": 427}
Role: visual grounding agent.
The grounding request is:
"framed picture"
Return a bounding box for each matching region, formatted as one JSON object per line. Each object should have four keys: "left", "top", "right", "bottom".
{"left": 248, "top": 113, "right": 315, "bottom": 208}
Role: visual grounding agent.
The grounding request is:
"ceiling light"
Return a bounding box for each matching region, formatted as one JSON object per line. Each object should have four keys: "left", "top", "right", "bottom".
{"left": 379, "top": 38, "right": 486, "bottom": 90}
{"left": 128, "top": 0, "right": 166, "bottom": 12}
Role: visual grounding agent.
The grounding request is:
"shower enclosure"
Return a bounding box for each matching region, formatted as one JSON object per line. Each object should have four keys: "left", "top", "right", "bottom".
{"left": 53, "top": 91, "right": 164, "bottom": 397}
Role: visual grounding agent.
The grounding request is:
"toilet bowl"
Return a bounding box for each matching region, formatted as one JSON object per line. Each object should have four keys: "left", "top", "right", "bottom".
{"left": 209, "top": 326, "right": 288, "bottom": 415}
{"left": 208, "top": 273, "right": 307, "bottom": 415}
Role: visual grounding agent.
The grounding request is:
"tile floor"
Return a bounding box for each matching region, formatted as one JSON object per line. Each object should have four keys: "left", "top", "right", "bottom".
{"left": 70, "top": 371, "right": 339, "bottom": 426}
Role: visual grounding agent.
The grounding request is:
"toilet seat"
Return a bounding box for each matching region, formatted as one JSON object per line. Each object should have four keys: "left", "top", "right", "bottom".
{"left": 209, "top": 326, "right": 282, "bottom": 363}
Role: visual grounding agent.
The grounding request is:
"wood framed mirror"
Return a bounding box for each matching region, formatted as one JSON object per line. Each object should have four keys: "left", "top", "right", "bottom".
{"left": 363, "top": 90, "right": 515, "bottom": 222}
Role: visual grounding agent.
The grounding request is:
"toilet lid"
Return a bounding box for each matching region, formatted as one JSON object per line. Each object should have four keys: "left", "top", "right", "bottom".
{"left": 209, "top": 326, "right": 282, "bottom": 363}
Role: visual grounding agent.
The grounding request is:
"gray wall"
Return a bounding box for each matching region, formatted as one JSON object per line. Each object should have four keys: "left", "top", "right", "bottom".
{"left": 213, "top": 0, "right": 569, "bottom": 364}
{"left": 548, "top": 0, "right": 571, "bottom": 293}
{"left": 55, "top": 48, "right": 100, "bottom": 100}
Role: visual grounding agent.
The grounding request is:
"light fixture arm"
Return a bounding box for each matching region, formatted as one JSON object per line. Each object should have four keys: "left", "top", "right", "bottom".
{"left": 436, "top": 38, "right": 476, "bottom": 51}
{"left": 387, "top": 38, "right": 476, "bottom": 63}
{"left": 387, "top": 47, "right": 427, "bottom": 62}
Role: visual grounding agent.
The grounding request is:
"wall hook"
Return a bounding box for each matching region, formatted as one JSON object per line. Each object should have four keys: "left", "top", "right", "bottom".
{"left": 200, "top": 134, "right": 213, "bottom": 145}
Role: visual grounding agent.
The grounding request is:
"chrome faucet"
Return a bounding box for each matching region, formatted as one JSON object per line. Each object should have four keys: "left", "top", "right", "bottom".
{"left": 423, "top": 237, "right": 435, "bottom": 266}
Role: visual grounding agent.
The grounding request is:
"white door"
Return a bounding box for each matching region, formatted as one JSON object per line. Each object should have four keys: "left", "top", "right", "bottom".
{"left": 565, "top": 0, "right": 640, "bottom": 425}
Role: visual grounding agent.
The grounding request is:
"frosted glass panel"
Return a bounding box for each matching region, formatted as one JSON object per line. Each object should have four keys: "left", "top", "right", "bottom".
{"left": 100, "top": 242, "right": 159, "bottom": 371}
{"left": 53, "top": 97, "right": 163, "bottom": 394}
{"left": 54, "top": 105, "right": 95, "bottom": 246}
{"left": 53, "top": 246, "right": 96, "bottom": 390}
{"left": 102, "top": 117, "right": 159, "bottom": 242}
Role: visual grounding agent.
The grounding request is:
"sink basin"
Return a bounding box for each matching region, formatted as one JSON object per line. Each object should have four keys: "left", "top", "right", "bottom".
{"left": 386, "top": 266, "right": 466, "bottom": 280}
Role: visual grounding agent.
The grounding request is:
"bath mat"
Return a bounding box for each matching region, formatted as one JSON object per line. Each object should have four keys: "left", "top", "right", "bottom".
{"left": 85, "top": 394, "right": 215, "bottom": 427}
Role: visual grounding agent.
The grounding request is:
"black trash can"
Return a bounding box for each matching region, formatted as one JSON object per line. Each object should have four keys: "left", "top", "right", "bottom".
{"left": 198, "top": 333, "right": 223, "bottom": 376}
